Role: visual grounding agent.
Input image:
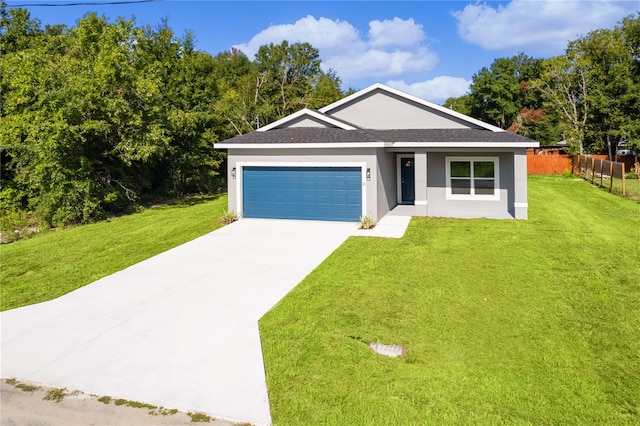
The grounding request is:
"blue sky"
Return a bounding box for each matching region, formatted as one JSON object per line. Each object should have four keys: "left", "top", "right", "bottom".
{"left": 7, "top": 0, "right": 639, "bottom": 104}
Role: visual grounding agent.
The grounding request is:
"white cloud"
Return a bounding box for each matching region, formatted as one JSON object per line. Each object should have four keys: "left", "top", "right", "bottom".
{"left": 233, "top": 15, "right": 363, "bottom": 58}
{"left": 368, "top": 17, "right": 424, "bottom": 47}
{"left": 233, "top": 15, "right": 437, "bottom": 85}
{"left": 453, "top": 0, "right": 638, "bottom": 55}
{"left": 386, "top": 77, "right": 471, "bottom": 105}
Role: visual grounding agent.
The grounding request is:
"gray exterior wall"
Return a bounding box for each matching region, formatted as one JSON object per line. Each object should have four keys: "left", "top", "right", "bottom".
{"left": 225, "top": 147, "right": 530, "bottom": 222}
{"left": 375, "top": 148, "right": 396, "bottom": 220}
{"left": 325, "top": 90, "right": 482, "bottom": 130}
{"left": 425, "top": 151, "right": 516, "bottom": 219}
{"left": 226, "top": 148, "right": 379, "bottom": 220}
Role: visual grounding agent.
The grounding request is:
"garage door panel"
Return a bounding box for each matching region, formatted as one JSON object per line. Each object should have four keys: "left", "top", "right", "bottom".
{"left": 243, "top": 166, "right": 362, "bottom": 221}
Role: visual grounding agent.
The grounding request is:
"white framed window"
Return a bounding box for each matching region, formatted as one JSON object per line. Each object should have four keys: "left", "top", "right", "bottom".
{"left": 445, "top": 156, "right": 499, "bottom": 200}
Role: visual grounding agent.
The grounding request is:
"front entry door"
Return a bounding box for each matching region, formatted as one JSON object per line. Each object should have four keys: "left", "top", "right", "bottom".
{"left": 400, "top": 157, "right": 415, "bottom": 203}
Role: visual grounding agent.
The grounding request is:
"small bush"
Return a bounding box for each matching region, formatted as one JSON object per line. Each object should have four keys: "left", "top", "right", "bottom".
{"left": 359, "top": 215, "right": 376, "bottom": 230}
{"left": 218, "top": 209, "right": 238, "bottom": 225}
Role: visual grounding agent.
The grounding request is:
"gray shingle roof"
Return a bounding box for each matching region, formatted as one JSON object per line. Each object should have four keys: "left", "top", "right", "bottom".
{"left": 219, "top": 127, "right": 537, "bottom": 144}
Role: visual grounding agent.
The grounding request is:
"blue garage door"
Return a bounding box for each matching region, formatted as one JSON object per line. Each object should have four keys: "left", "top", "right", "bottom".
{"left": 243, "top": 166, "right": 362, "bottom": 221}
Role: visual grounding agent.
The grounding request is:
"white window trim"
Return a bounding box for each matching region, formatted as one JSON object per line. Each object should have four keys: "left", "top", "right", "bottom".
{"left": 235, "top": 161, "right": 368, "bottom": 218}
{"left": 445, "top": 156, "right": 500, "bottom": 201}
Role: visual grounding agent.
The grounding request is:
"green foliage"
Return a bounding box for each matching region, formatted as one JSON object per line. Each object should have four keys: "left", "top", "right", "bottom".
{"left": 443, "top": 94, "right": 473, "bottom": 115}
{"left": 467, "top": 53, "right": 544, "bottom": 130}
{"left": 0, "top": 8, "right": 348, "bottom": 229}
{"left": 213, "top": 42, "right": 344, "bottom": 135}
{"left": 445, "top": 15, "right": 639, "bottom": 151}
{"left": 443, "top": 53, "right": 563, "bottom": 144}
{"left": 534, "top": 14, "right": 640, "bottom": 155}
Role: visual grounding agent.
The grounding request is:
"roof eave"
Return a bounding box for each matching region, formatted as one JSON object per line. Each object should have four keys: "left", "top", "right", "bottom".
{"left": 391, "top": 141, "right": 539, "bottom": 148}
{"left": 214, "top": 142, "right": 389, "bottom": 149}
{"left": 214, "top": 141, "right": 540, "bottom": 149}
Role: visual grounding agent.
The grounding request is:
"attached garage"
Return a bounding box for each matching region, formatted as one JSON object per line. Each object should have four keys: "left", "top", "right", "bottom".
{"left": 242, "top": 166, "right": 362, "bottom": 221}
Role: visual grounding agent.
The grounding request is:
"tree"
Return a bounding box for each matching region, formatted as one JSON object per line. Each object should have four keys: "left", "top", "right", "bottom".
{"left": 0, "top": 10, "right": 346, "bottom": 230}
{"left": 534, "top": 50, "right": 590, "bottom": 155}
{"left": 443, "top": 94, "right": 473, "bottom": 116}
{"left": 534, "top": 14, "right": 640, "bottom": 156}
{"left": 214, "top": 41, "right": 345, "bottom": 135}
{"left": 466, "top": 53, "right": 543, "bottom": 130}
{"left": 581, "top": 26, "right": 633, "bottom": 158}
{"left": 0, "top": 5, "right": 43, "bottom": 54}
{"left": 253, "top": 40, "right": 323, "bottom": 120}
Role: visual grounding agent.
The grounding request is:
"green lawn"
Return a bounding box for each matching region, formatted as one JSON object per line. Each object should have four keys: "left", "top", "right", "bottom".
{"left": 0, "top": 195, "right": 228, "bottom": 311}
{"left": 615, "top": 176, "right": 640, "bottom": 203}
{"left": 260, "top": 176, "right": 640, "bottom": 425}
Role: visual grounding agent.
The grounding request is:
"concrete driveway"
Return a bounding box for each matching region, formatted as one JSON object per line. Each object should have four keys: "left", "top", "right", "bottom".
{"left": 0, "top": 219, "right": 358, "bottom": 425}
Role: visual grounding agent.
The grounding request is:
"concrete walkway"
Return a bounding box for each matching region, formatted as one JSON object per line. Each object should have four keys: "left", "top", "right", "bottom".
{"left": 1, "top": 219, "right": 358, "bottom": 425}
{"left": 1, "top": 212, "right": 411, "bottom": 425}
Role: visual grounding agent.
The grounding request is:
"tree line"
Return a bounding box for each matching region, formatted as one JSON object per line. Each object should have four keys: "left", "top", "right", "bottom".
{"left": 444, "top": 14, "right": 640, "bottom": 157}
{"left": 0, "top": 6, "right": 346, "bottom": 230}
{"left": 2, "top": 6, "right": 638, "bottom": 232}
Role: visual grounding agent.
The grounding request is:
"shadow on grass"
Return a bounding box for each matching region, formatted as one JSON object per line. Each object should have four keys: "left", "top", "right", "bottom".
{"left": 143, "top": 193, "right": 225, "bottom": 210}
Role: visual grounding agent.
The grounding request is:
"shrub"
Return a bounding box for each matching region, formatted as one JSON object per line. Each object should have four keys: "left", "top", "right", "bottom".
{"left": 218, "top": 210, "right": 238, "bottom": 225}
{"left": 359, "top": 215, "right": 376, "bottom": 229}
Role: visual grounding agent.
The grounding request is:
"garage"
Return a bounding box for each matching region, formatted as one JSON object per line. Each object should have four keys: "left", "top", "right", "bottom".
{"left": 242, "top": 166, "right": 362, "bottom": 221}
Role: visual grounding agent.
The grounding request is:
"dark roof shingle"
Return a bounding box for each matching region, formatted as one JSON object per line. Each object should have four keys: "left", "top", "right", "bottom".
{"left": 219, "top": 127, "right": 536, "bottom": 144}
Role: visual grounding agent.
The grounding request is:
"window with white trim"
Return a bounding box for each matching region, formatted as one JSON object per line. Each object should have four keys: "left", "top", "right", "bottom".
{"left": 445, "top": 157, "right": 499, "bottom": 200}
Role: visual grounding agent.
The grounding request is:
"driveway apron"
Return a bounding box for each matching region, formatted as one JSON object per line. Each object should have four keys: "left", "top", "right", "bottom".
{"left": 0, "top": 219, "right": 357, "bottom": 425}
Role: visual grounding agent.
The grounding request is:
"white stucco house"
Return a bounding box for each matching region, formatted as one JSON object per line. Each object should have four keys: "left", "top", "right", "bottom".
{"left": 214, "top": 83, "right": 539, "bottom": 221}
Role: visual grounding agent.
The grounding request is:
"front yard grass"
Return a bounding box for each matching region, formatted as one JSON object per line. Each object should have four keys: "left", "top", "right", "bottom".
{"left": 260, "top": 175, "right": 640, "bottom": 425}
{"left": 0, "top": 195, "right": 227, "bottom": 311}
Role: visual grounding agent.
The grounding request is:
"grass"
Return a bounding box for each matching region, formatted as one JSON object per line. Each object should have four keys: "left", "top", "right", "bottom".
{"left": 97, "top": 396, "right": 112, "bottom": 404}
{"left": 260, "top": 175, "right": 640, "bottom": 425}
{"left": 114, "top": 398, "right": 157, "bottom": 409}
{"left": 0, "top": 195, "right": 227, "bottom": 311}
{"left": 580, "top": 172, "right": 640, "bottom": 203}
{"left": 614, "top": 175, "right": 640, "bottom": 202}
{"left": 43, "top": 388, "right": 67, "bottom": 403}
{"left": 15, "top": 383, "right": 41, "bottom": 392}
{"left": 187, "top": 412, "right": 213, "bottom": 422}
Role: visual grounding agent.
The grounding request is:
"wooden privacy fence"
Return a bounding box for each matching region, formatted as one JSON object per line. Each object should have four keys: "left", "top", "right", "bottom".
{"left": 577, "top": 155, "right": 626, "bottom": 195}
{"left": 527, "top": 153, "right": 573, "bottom": 174}
{"left": 525, "top": 149, "right": 608, "bottom": 174}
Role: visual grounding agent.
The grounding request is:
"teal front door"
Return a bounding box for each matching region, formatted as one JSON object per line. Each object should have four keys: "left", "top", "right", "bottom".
{"left": 401, "top": 158, "right": 415, "bottom": 203}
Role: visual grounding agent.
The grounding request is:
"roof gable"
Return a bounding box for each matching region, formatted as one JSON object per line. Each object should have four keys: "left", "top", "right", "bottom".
{"left": 257, "top": 108, "right": 356, "bottom": 131}
{"left": 320, "top": 83, "right": 503, "bottom": 132}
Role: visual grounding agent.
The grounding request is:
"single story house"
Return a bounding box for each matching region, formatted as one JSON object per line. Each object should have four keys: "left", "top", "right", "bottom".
{"left": 214, "top": 83, "right": 539, "bottom": 221}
